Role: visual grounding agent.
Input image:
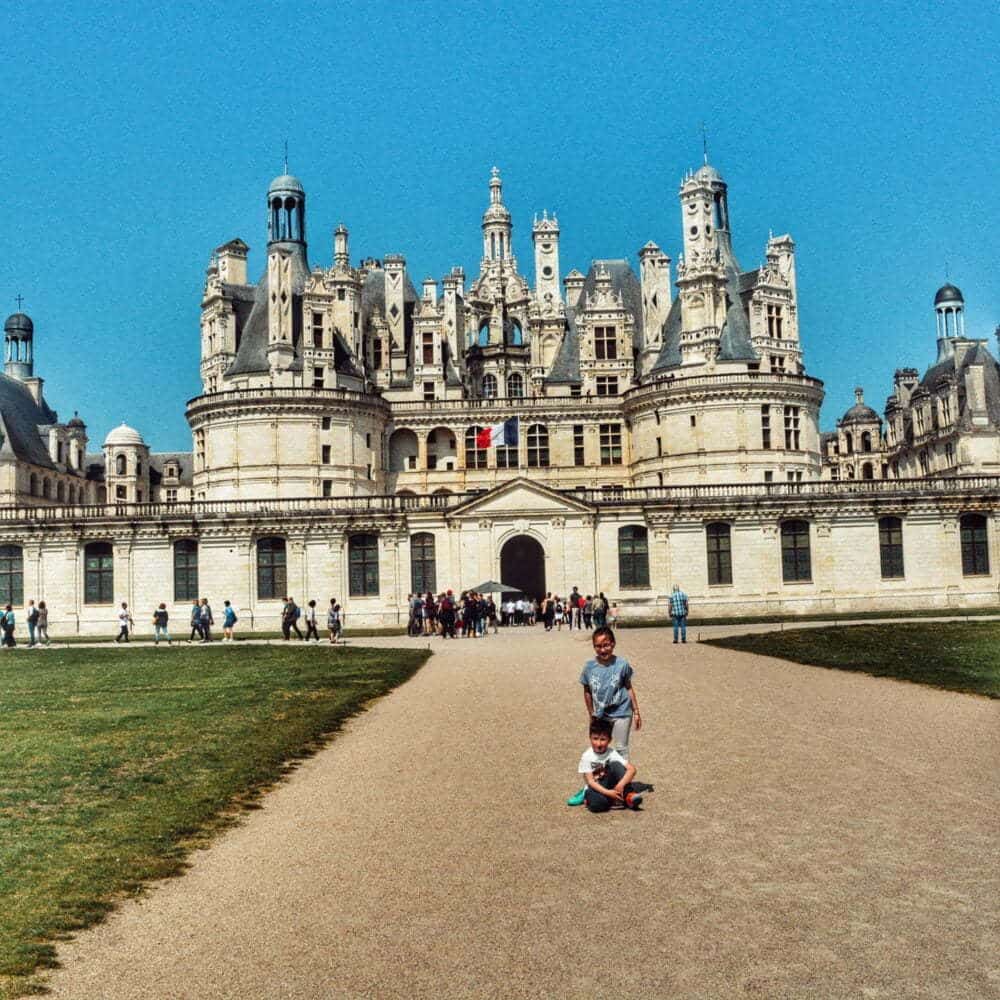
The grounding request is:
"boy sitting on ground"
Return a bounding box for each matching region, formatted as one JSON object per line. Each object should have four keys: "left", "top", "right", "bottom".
{"left": 578, "top": 716, "right": 643, "bottom": 812}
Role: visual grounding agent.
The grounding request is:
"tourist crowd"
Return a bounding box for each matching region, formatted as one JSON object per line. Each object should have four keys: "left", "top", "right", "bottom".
{"left": 406, "top": 588, "right": 620, "bottom": 638}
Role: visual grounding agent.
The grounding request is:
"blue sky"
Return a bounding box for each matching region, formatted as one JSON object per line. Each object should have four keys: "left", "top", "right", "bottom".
{"left": 0, "top": 0, "right": 996, "bottom": 452}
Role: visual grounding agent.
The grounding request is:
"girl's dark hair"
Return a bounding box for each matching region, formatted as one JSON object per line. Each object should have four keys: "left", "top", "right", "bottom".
{"left": 589, "top": 716, "right": 613, "bottom": 737}
{"left": 592, "top": 625, "right": 616, "bottom": 645}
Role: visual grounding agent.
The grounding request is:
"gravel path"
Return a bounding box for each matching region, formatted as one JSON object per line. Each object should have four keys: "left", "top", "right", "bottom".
{"left": 44, "top": 628, "right": 1000, "bottom": 999}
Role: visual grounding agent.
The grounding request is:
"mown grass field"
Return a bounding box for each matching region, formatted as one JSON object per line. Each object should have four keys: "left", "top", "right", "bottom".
{"left": 0, "top": 644, "right": 430, "bottom": 999}
{"left": 706, "top": 621, "right": 1000, "bottom": 698}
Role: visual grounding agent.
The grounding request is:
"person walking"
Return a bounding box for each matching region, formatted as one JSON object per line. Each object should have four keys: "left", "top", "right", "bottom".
{"left": 670, "top": 584, "right": 689, "bottom": 643}
{"left": 303, "top": 599, "right": 320, "bottom": 642}
{"left": 115, "top": 602, "right": 133, "bottom": 643}
{"left": 593, "top": 592, "right": 608, "bottom": 629}
{"left": 282, "top": 597, "right": 303, "bottom": 640}
{"left": 568, "top": 587, "right": 582, "bottom": 629}
{"left": 153, "top": 603, "right": 171, "bottom": 645}
{"left": 26, "top": 599, "right": 39, "bottom": 647}
{"left": 36, "top": 601, "right": 50, "bottom": 645}
{"left": 222, "top": 600, "right": 238, "bottom": 641}
{"left": 1, "top": 604, "right": 15, "bottom": 647}
{"left": 199, "top": 597, "right": 214, "bottom": 643}
{"left": 188, "top": 599, "right": 203, "bottom": 642}
{"left": 327, "top": 598, "right": 342, "bottom": 644}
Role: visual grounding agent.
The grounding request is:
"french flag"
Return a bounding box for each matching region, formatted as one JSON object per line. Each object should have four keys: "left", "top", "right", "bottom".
{"left": 476, "top": 417, "right": 519, "bottom": 449}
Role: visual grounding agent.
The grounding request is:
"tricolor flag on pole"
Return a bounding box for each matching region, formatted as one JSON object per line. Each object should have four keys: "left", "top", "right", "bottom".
{"left": 476, "top": 417, "right": 519, "bottom": 449}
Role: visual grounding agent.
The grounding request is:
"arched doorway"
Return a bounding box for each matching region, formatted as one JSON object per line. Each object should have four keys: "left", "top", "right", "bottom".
{"left": 500, "top": 535, "right": 546, "bottom": 601}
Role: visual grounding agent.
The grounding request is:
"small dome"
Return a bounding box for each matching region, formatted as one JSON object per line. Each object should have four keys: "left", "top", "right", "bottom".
{"left": 482, "top": 202, "right": 511, "bottom": 223}
{"left": 841, "top": 402, "right": 880, "bottom": 424}
{"left": 4, "top": 313, "right": 33, "bottom": 336}
{"left": 67, "top": 412, "right": 86, "bottom": 429}
{"left": 268, "top": 174, "right": 305, "bottom": 196}
{"left": 103, "top": 422, "right": 146, "bottom": 447}
{"left": 694, "top": 163, "right": 724, "bottom": 184}
{"left": 934, "top": 283, "right": 964, "bottom": 307}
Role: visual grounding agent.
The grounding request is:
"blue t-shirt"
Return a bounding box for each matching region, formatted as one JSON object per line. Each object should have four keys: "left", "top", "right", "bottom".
{"left": 580, "top": 655, "right": 634, "bottom": 718}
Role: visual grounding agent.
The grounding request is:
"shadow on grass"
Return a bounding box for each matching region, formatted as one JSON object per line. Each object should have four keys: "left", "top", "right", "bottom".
{"left": 705, "top": 621, "right": 1000, "bottom": 699}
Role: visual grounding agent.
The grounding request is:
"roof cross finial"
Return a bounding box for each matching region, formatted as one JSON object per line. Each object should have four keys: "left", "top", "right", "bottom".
{"left": 15, "top": 294, "right": 23, "bottom": 311}
{"left": 700, "top": 122, "right": 709, "bottom": 164}
{"left": 945, "top": 259, "right": 949, "bottom": 281}
{"left": 283, "top": 140, "right": 288, "bottom": 175}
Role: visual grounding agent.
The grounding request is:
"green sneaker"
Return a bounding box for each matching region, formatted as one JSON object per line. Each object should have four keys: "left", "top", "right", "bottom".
{"left": 566, "top": 787, "right": 586, "bottom": 807}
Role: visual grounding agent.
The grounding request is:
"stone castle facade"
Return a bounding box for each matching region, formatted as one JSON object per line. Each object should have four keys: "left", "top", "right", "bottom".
{"left": 0, "top": 164, "right": 997, "bottom": 633}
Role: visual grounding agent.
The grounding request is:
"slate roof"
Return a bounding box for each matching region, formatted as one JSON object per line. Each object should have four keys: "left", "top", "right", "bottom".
{"left": 919, "top": 342, "right": 1000, "bottom": 428}
{"left": 0, "top": 374, "right": 59, "bottom": 469}
{"left": 546, "top": 306, "right": 582, "bottom": 385}
{"left": 226, "top": 245, "right": 311, "bottom": 377}
{"left": 651, "top": 240, "right": 758, "bottom": 372}
{"left": 149, "top": 452, "right": 194, "bottom": 487}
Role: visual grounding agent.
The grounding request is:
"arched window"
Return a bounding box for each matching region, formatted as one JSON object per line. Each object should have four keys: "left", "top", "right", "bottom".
{"left": 862, "top": 462, "right": 874, "bottom": 480}
{"left": 706, "top": 522, "right": 733, "bottom": 585}
{"left": 349, "top": 534, "right": 379, "bottom": 596}
{"left": 56, "top": 481, "right": 65, "bottom": 502}
{"left": 509, "top": 321, "right": 523, "bottom": 346}
{"left": 878, "top": 517, "right": 904, "bottom": 579}
{"left": 507, "top": 373, "right": 524, "bottom": 398}
{"left": 618, "top": 526, "right": 650, "bottom": 588}
{"left": 960, "top": 514, "right": 989, "bottom": 576}
{"left": 477, "top": 321, "right": 490, "bottom": 347}
{"left": 0, "top": 545, "right": 24, "bottom": 606}
{"left": 861, "top": 431, "right": 873, "bottom": 453}
{"left": 410, "top": 533, "right": 436, "bottom": 595}
{"left": 526, "top": 424, "right": 549, "bottom": 468}
{"left": 481, "top": 374, "right": 498, "bottom": 399}
{"left": 84, "top": 542, "right": 114, "bottom": 604}
{"left": 115, "top": 454, "right": 126, "bottom": 475}
{"left": 465, "top": 426, "right": 488, "bottom": 469}
{"left": 42, "top": 478, "right": 51, "bottom": 499}
{"left": 256, "top": 537, "right": 287, "bottom": 600}
{"left": 136, "top": 460, "right": 142, "bottom": 476}
{"left": 780, "top": 520, "right": 811, "bottom": 582}
{"left": 844, "top": 433, "right": 853, "bottom": 455}
{"left": 173, "top": 539, "right": 199, "bottom": 601}
{"left": 29, "top": 473, "right": 37, "bottom": 496}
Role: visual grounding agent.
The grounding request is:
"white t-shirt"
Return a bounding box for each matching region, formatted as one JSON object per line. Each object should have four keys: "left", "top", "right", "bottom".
{"left": 578, "top": 746, "right": 627, "bottom": 775}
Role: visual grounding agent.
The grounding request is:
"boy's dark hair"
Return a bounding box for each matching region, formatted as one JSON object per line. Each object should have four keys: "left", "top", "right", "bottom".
{"left": 589, "top": 716, "right": 614, "bottom": 737}
{"left": 592, "top": 625, "right": 616, "bottom": 645}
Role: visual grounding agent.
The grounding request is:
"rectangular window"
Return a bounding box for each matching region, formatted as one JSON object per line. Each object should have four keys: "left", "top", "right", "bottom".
{"left": 165, "top": 488, "right": 178, "bottom": 503}
{"left": 313, "top": 366, "right": 325, "bottom": 388}
{"left": 312, "top": 312, "right": 323, "bottom": 349}
{"left": 173, "top": 540, "right": 199, "bottom": 602}
{"left": 656, "top": 437, "right": 662, "bottom": 457}
{"left": 322, "top": 416, "right": 331, "bottom": 430}
{"left": 618, "top": 526, "right": 650, "bottom": 588}
{"left": 322, "top": 445, "right": 331, "bottom": 464}
{"left": 599, "top": 423, "right": 623, "bottom": 466}
{"left": 570, "top": 384, "right": 582, "bottom": 398}
{"left": 761, "top": 405, "right": 771, "bottom": 449}
{"left": 941, "top": 396, "right": 952, "bottom": 423}
{"left": 764, "top": 471, "right": 773, "bottom": 483}
{"left": 879, "top": 517, "right": 904, "bottom": 578}
{"left": 595, "top": 376, "right": 618, "bottom": 396}
{"left": 767, "top": 304, "right": 783, "bottom": 338}
{"left": 690, "top": 414, "right": 696, "bottom": 427}
{"left": 84, "top": 543, "right": 114, "bottom": 604}
{"left": 349, "top": 534, "right": 380, "bottom": 596}
{"left": 706, "top": 523, "right": 733, "bottom": 585}
{"left": 422, "top": 332, "right": 434, "bottom": 365}
{"left": 366, "top": 463, "right": 372, "bottom": 479}
{"left": 427, "top": 453, "right": 438, "bottom": 470}
{"left": 945, "top": 442, "right": 955, "bottom": 466}
{"left": 0, "top": 545, "right": 24, "bottom": 606}
{"left": 322, "top": 480, "right": 332, "bottom": 497}
{"left": 526, "top": 425, "right": 549, "bottom": 468}
{"left": 786, "top": 470, "right": 803, "bottom": 482}
{"left": 410, "top": 533, "right": 436, "bottom": 595}
{"left": 781, "top": 521, "right": 812, "bottom": 582}
{"left": 337, "top": 288, "right": 346, "bottom": 301}
{"left": 784, "top": 406, "right": 800, "bottom": 450}
{"left": 365, "top": 433, "right": 371, "bottom": 448}
{"left": 256, "top": 538, "right": 286, "bottom": 600}
{"left": 423, "top": 381, "right": 435, "bottom": 402}
{"left": 961, "top": 515, "right": 989, "bottom": 575}
{"left": 594, "top": 326, "right": 617, "bottom": 360}
{"left": 372, "top": 339, "right": 383, "bottom": 370}
{"left": 573, "top": 425, "right": 585, "bottom": 467}
{"left": 495, "top": 445, "right": 518, "bottom": 469}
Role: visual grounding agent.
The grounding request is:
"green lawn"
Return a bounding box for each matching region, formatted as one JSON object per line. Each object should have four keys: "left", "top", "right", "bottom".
{"left": 706, "top": 621, "right": 1000, "bottom": 698}
{"left": 0, "top": 644, "right": 430, "bottom": 999}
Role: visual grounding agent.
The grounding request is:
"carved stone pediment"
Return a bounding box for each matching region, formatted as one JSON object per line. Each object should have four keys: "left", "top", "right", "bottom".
{"left": 447, "top": 477, "right": 593, "bottom": 520}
